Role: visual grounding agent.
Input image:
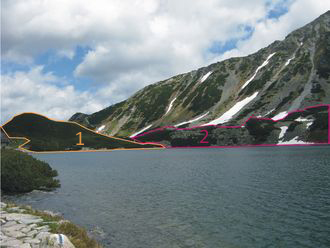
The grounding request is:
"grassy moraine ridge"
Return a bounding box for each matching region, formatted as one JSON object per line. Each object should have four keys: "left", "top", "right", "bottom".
{"left": 2, "top": 113, "right": 163, "bottom": 152}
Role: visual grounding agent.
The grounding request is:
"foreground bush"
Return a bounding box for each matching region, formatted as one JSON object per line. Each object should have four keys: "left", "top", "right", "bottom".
{"left": 1, "top": 149, "right": 60, "bottom": 193}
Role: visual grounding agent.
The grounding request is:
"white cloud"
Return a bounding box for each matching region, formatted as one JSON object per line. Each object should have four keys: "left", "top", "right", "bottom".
{"left": 73, "top": 0, "right": 268, "bottom": 84}
{"left": 1, "top": 67, "right": 104, "bottom": 123}
{"left": 2, "top": 0, "right": 267, "bottom": 78}
{"left": 1, "top": 0, "right": 329, "bottom": 121}
{"left": 216, "top": 0, "right": 330, "bottom": 61}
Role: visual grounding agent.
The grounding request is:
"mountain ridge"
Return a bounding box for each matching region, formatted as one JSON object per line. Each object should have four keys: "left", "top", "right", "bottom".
{"left": 70, "top": 11, "right": 330, "bottom": 139}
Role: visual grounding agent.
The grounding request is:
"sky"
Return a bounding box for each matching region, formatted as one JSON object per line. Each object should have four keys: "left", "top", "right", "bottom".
{"left": 1, "top": 0, "right": 330, "bottom": 123}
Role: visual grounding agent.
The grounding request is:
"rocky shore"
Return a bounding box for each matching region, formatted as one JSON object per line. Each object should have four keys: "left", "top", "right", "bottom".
{"left": 0, "top": 202, "right": 94, "bottom": 248}
{"left": 0, "top": 201, "right": 74, "bottom": 247}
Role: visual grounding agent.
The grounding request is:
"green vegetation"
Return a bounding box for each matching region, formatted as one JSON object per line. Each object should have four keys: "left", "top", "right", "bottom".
{"left": 314, "top": 31, "right": 330, "bottom": 79}
{"left": 177, "top": 75, "right": 197, "bottom": 102}
{"left": 136, "top": 128, "right": 173, "bottom": 143}
{"left": 134, "top": 106, "right": 327, "bottom": 146}
{"left": 275, "top": 91, "right": 295, "bottom": 111}
{"left": 68, "top": 113, "right": 93, "bottom": 129}
{"left": 189, "top": 86, "right": 222, "bottom": 114}
{"left": 1, "top": 149, "right": 60, "bottom": 193}
{"left": 6, "top": 138, "right": 26, "bottom": 149}
{"left": 239, "top": 68, "right": 273, "bottom": 96}
{"left": 3, "top": 113, "right": 162, "bottom": 151}
{"left": 133, "top": 84, "right": 173, "bottom": 125}
{"left": 184, "top": 73, "right": 227, "bottom": 114}
{"left": 311, "top": 82, "right": 325, "bottom": 94}
{"left": 308, "top": 112, "right": 329, "bottom": 142}
{"left": 87, "top": 101, "right": 126, "bottom": 126}
{"left": 227, "top": 57, "right": 240, "bottom": 70}
{"left": 309, "top": 112, "right": 328, "bottom": 131}
{"left": 245, "top": 118, "right": 276, "bottom": 143}
{"left": 235, "top": 99, "right": 268, "bottom": 120}
{"left": 238, "top": 59, "right": 250, "bottom": 73}
{"left": 56, "top": 221, "right": 101, "bottom": 248}
{"left": 292, "top": 51, "right": 312, "bottom": 75}
{"left": 136, "top": 126, "right": 216, "bottom": 147}
{"left": 287, "top": 122, "right": 301, "bottom": 132}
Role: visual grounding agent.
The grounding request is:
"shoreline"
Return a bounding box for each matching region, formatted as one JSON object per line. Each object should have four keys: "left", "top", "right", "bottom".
{"left": 0, "top": 201, "right": 102, "bottom": 248}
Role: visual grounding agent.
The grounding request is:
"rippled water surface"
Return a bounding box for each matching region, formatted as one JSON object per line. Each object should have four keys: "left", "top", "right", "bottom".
{"left": 7, "top": 146, "right": 330, "bottom": 247}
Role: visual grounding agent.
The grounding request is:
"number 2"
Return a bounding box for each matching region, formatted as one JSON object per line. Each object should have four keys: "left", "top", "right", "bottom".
{"left": 200, "top": 130, "right": 209, "bottom": 143}
{"left": 76, "top": 132, "right": 84, "bottom": 145}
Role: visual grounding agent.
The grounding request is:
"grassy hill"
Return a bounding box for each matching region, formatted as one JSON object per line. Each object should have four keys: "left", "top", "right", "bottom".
{"left": 2, "top": 113, "right": 163, "bottom": 152}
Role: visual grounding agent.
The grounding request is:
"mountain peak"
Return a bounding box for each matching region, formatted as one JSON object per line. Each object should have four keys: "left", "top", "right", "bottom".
{"left": 70, "top": 11, "right": 330, "bottom": 138}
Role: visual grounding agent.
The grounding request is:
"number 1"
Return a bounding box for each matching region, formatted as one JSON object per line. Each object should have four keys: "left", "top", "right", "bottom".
{"left": 76, "top": 132, "right": 84, "bottom": 145}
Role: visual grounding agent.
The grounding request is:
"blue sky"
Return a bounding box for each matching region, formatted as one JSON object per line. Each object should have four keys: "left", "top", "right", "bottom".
{"left": 266, "top": 0, "right": 292, "bottom": 19}
{"left": 209, "top": 25, "right": 254, "bottom": 55}
{"left": 1, "top": 0, "right": 329, "bottom": 122}
{"left": 34, "top": 46, "right": 93, "bottom": 90}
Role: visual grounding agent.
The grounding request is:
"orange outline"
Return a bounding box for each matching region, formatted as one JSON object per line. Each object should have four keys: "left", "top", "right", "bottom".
{"left": 1, "top": 112, "right": 165, "bottom": 154}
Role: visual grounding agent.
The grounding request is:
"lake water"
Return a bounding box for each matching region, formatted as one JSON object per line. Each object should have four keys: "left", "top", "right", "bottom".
{"left": 6, "top": 146, "right": 330, "bottom": 248}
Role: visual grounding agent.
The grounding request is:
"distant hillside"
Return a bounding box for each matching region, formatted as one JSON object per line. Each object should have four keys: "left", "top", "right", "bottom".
{"left": 133, "top": 105, "right": 329, "bottom": 147}
{"left": 2, "top": 113, "right": 163, "bottom": 152}
{"left": 71, "top": 11, "right": 330, "bottom": 141}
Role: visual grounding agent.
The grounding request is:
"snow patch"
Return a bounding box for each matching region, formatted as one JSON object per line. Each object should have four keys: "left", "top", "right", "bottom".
{"left": 306, "top": 122, "right": 313, "bottom": 128}
{"left": 272, "top": 111, "right": 287, "bottom": 121}
{"left": 278, "top": 126, "right": 288, "bottom": 140}
{"left": 204, "top": 92, "right": 259, "bottom": 125}
{"left": 264, "top": 108, "right": 275, "bottom": 117}
{"left": 165, "top": 97, "right": 176, "bottom": 115}
{"left": 284, "top": 55, "right": 295, "bottom": 67}
{"left": 295, "top": 117, "right": 314, "bottom": 128}
{"left": 295, "top": 117, "right": 310, "bottom": 122}
{"left": 241, "top": 53, "right": 276, "bottom": 90}
{"left": 175, "top": 112, "right": 209, "bottom": 127}
{"left": 200, "top": 71, "right": 213, "bottom": 83}
{"left": 96, "top": 125, "right": 105, "bottom": 132}
{"left": 278, "top": 136, "right": 312, "bottom": 145}
{"left": 129, "top": 124, "right": 153, "bottom": 138}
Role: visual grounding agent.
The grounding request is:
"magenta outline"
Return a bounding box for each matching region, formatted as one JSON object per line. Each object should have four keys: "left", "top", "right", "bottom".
{"left": 131, "top": 104, "right": 330, "bottom": 148}
{"left": 200, "top": 130, "right": 209, "bottom": 143}
{"left": 328, "top": 104, "right": 330, "bottom": 144}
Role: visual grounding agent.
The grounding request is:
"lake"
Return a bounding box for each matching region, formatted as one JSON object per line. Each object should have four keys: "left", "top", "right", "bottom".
{"left": 6, "top": 146, "right": 330, "bottom": 248}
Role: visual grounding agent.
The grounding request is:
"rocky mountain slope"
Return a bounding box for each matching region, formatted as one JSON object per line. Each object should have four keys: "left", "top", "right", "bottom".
{"left": 2, "top": 113, "right": 163, "bottom": 152}
{"left": 70, "top": 11, "right": 330, "bottom": 143}
{"left": 133, "top": 105, "right": 329, "bottom": 147}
